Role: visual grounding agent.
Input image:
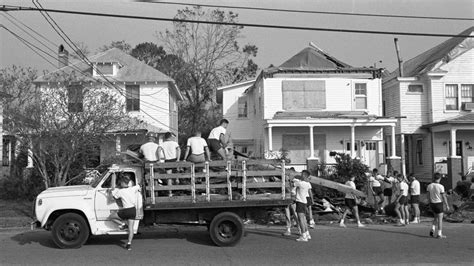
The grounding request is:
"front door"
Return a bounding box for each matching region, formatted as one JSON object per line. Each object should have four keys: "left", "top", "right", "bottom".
{"left": 94, "top": 172, "right": 119, "bottom": 221}
{"left": 362, "top": 141, "right": 378, "bottom": 169}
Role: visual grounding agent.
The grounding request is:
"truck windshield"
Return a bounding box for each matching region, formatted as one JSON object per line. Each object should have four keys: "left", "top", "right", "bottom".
{"left": 90, "top": 171, "right": 108, "bottom": 188}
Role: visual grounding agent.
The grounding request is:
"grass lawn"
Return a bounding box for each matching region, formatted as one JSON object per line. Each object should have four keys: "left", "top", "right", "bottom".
{"left": 0, "top": 199, "right": 34, "bottom": 228}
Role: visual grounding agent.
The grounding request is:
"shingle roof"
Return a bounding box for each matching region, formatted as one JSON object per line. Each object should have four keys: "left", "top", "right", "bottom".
{"left": 422, "top": 113, "right": 474, "bottom": 128}
{"left": 35, "top": 48, "right": 174, "bottom": 83}
{"left": 385, "top": 27, "right": 474, "bottom": 82}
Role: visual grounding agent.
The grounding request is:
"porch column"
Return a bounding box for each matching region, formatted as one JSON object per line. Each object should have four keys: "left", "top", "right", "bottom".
{"left": 391, "top": 125, "right": 397, "bottom": 158}
{"left": 268, "top": 126, "right": 273, "bottom": 151}
{"left": 350, "top": 125, "right": 356, "bottom": 158}
{"left": 115, "top": 135, "right": 121, "bottom": 156}
{"left": 309, "top": 126, "right": 315, "bottom": 158}
{"left": 401, "top": 133, "right": 406, "bottom": 176}
{"left": 449, "top": 128, "right": 457, "bottom": 158}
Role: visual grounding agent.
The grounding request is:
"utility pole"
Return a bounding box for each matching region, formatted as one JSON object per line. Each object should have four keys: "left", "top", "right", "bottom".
{"left": 394, "top": 38, "right": 404, "bottom": 77}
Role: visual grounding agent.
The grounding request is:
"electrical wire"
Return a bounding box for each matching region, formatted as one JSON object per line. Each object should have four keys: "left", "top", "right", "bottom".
{"left": 1, "top": 5, "right": 472, "bottom": 38}
{"left": 136, "top": 0, "right": 474, "bottom": 21}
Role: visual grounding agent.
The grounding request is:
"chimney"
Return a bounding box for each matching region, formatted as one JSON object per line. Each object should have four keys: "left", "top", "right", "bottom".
{"left": 58, "top": 44, "right": 69, "bottom": 68}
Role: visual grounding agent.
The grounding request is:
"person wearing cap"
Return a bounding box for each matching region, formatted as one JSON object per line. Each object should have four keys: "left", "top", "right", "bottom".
{"left": 427, "top": 173, "right": 449, "bottom": 238}
{"left": 339, "top": 176, "right": 365, "bottom": 228}
{"left": 207, "top": 119, "right": 229, "bottom": 160}
{"left": 139, "top": 135, "right": 159, "bottom": 162}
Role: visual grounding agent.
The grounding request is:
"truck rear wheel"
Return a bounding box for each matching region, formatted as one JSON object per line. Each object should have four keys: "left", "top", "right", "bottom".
{"left": 209, "top": 212, "right": 243, "bottom": 247}
{"left": 52, "top": 213, "right": 90, "bottom": 249}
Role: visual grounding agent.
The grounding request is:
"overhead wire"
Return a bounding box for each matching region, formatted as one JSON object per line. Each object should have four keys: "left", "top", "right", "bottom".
{"left": 1, "top": 5, "right": 472, "bottom": 38}
{"left": 136, "top": 0, "right": 474, "bottom": 21}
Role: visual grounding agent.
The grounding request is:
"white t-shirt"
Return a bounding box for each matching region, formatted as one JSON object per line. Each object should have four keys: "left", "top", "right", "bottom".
{"left": 160, "top": 140, "right": 179, "bottom": 160}
{"left": 293, "top": 179, "right": 312, "bottom": 204}
{"left": 427, "top": 183, "right": 445, "bottom": 203}
{"left": 399, "top": 181, "right": 409, "bottom": 197}
{"left": 112, "top": 185, "right": 141, "bottom": 208}
{"left": 186, "top": 136, "right": 208, "bottom": 155}
{"left": 344, "top": 180, "right": 356, "bottom": 199}
{"left": 369, "top": 175, "right": 383, "bottom": 187}
{"left": 410, "top": 179, "right": 420, "bottom": 196}
{"left": 384, "top": 176, "right": 396, "bottom": 189}
{"left": 140, "top": 142, "right": 159, "bottom": 161}
{"left": 208, "top": 126, "right": 226, "bottom": 140}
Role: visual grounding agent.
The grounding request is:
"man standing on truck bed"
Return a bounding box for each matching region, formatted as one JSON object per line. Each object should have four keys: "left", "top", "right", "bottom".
{"left": 140, "top": 135, "right": 159, "bottom": 162}
{"left": 208, "top": 119, "right": 229, "bottom": 160}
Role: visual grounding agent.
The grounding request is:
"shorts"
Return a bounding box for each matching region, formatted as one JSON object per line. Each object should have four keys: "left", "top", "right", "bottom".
{"left": 383, "top": 188, "right": 393, "bottom": 197}
{"left": 430, "top": 202, "right": 444, "bottom": 214}
{"left": 187, "top": 153, "right": 205, "bottom": 163}
{"left": 208, "top": 139, "right": 223, "bottom": 153}
{"left": 164, "top": 158, "right": 177, "bottom": 172}
{"left": 295, "top": 201, "right": 307, "bottom": 214}
{"left": 398, "top": 196, "right": 407, "bottom": 205}
{"left": 410, "top": 195, "right": 420, "bottom": 204}
{"left": 118, "top": 207, "right": 136, "bottom": 220}
{"left": 373, "top": 187, "right": 383, "bottom": 196}
{"left": 306, "top": 196, "right": 313, "bottom": 207}
{"left": 345, "top": 198, "right": 357, "bottom": 208}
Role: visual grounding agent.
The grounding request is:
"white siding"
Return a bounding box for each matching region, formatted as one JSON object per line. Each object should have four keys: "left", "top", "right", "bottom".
{"left": 399, "top": 78, "right": 430, "bottom": 134}
{"left": 221, "top": 83, "right": 254, "bottom": 140}
{"left": 133, "top": 83, "right": 172, "bottom": 131}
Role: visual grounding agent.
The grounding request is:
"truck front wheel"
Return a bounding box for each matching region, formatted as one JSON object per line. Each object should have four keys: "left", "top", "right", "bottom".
{"left": 209, "top": 212, "right": 243, "bottom": 247}
{"left": 52, "top": 213, "right": 90, "bottom": 249}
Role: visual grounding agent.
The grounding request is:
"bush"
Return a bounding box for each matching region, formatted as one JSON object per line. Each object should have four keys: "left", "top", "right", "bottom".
{"left": 1, "top": 171, "right": 45, "bottom": 200}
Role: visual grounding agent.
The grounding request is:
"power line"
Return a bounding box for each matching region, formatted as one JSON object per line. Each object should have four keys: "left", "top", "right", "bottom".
{"left": 137, "top": 0, "right": 474, "bottom": 21}
{"left": 3, "top": 12, "right": 56, "bottom": 46}
{"left": 1, "top": 5, "right": 473, "bottom": 38}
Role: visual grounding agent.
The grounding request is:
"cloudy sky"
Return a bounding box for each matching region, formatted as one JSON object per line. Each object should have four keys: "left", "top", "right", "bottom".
{"left": 1, "top": 0, "right": 472, "bottom": 74}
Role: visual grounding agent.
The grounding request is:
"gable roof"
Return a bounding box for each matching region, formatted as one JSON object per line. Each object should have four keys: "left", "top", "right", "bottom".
{"left": 385, "top": 27, "right": 474, "bottom": 82}
{"left": 262, "top": 44, "right": 382, "bottom": 77}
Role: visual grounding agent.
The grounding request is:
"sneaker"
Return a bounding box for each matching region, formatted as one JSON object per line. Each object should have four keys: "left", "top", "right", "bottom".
{"left": 296, "top": 236, "right": 308, "bottom": 242}
{"left": 411, "top": 219, "right": 419, "bottom": 224}
{"left": 339, "top": 223, "right": 346, "bottom": 228}
{"left": 305, "top": 232, "right": 311, "bottom": 240}
{"left": 429, "top": 230, "right": 434, "bottom": 237}
{"left": 436, "top": 234, "right": 447, "bottom": 239}
{"left": 357, "top": 223, "right": 366, "bottom": 228}
{"left": 396, "top": 222, "right": 405, "bottom": 227}
{"left": 309, "top": 219, "right": 315, "bottom": 229}
{"left": 282, "top": 230, "right": 291, "bottom": 236}
{"left": 125, "top": 243, "right": 132, "bottom": 251}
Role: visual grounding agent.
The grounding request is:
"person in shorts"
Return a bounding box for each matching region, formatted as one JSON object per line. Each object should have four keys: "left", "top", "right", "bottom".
{"left": 368, "top": 168, "right": 385, "bottom": 213}
{"left": 427, "top": 173, "right": 450, "bottom": 238}
{"left": 183, "top": 131, "right": 211, "bottom": 163}
{"left": 207, "top": 119, "right": 229, "bottom": 160}
{"left": 383, "top": 170, "right": 398, "bottom": 206}
{"left": 339, "top": 176, "right": 364, "bottom": 228}
{"left": 111, "top": 174, "right": 141, "bottom": 250}
{"left": 409, "top": 173, "right": 421, "bottom": 223}
{"left": 292, "top": 170, "right": 312, "bottom": 242}
{"left": 395, "top": 174, "right": 409, "bottom": 226}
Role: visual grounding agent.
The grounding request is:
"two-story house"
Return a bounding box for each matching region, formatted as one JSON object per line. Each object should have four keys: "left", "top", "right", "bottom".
{"left": 382, "top": 27, "right": 474, "bottom": 187}
{"left": 32, "top": 47, "right": 183, "bottom": 164}
{"left": 219, "top": 44, "right": 398, "bottom": 170}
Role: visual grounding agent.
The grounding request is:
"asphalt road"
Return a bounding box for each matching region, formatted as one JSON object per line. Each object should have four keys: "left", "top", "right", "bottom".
{"left": 1, "top": 223, "right": 473, "bottom": 265}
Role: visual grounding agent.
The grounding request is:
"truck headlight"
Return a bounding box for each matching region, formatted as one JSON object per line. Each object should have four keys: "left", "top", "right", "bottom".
{"left": 38, "top": 199, "right": 42, "bottom": 206}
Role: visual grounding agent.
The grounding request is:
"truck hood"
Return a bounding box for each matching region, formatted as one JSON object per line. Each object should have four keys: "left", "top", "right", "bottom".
{"left": 39, "top": 185, "right": 92, "bottom": 198}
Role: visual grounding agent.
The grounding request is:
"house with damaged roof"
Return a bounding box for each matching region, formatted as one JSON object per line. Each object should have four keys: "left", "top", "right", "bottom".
{"left": 218, "top": 44, "right": 398, "bottom": 170}
{"left": 25, "top": 46, "right": 183, "bottom": 165}
{"left": 382, "top": 26, "right": 474, "bottom": 188}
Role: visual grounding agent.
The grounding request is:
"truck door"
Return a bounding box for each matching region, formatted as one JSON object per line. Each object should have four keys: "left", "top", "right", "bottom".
{"left": 94, "top": 172, "right": 119, "bottom": 221}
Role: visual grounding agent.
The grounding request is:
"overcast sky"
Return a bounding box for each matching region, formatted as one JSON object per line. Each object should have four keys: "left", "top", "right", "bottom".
{"left": 1, "top": 0, "right": 473, "bottom": 75}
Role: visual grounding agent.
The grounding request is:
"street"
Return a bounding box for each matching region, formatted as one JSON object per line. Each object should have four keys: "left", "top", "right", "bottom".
{"left": 1, "top": 223, "right": 473, "bottom": 265}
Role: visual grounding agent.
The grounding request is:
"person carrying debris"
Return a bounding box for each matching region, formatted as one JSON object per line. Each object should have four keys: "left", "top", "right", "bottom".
{"left": 292, "top": 170, "right": 312, "bottom": 242}
{"left": 339, "top": 176, "right": 365, "bottom": 228}
{"left": 427, "top": 173, "right": 450, "bottom": 239}
{"left": 368, "top": 168, "right": 385, "bottom": 214}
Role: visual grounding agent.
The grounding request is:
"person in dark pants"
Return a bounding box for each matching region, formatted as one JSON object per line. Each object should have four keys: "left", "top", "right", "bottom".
{"left": 207, "top": 119, "right": 229, "bottom": 160}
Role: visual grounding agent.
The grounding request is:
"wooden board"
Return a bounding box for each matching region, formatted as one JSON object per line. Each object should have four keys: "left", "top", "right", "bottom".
{"left": 308, "top": 175, "right": 366, "bottom": 198}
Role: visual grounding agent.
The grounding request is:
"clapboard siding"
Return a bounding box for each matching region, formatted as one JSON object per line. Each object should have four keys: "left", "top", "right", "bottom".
{"left": 263, "top": 77, "right": 383, "bottom": 119}
{"left": 399, "top": 80, "right": 430, "bottom": 134}
{"left": 221, "top": 82, "right": 254, "bottom": 140}
{"left": 136, "top": 83, "right": 171, "bottom": 131}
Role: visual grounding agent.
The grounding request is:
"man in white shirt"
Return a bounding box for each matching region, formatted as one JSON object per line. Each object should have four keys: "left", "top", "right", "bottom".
{"left": 427, "top": 173, "right": 449, "bottom": 238}
{"left": 183, "top": 131, "right": 211, "bottom": 163}
{"left": 339, "top": 176, "right": 365, "bottom": 228}
{"left": 139, "top": 135, "right": 159, "bottom": 162}
{"left": 395, "top": 174, "right": 410, "bottom": 226}
{"left": 409, "top": 173, "right": 421, "bottom": 223}
{"left": 292, "top": 170, "right": 313, "bottom": 242}
{"left": 369, "top": 168, "right": 385, "bottom": 213}
{"left": 207, "top": 119, "right": 229, "bottom": 160}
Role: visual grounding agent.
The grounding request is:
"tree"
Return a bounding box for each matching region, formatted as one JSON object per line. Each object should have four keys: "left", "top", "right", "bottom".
{"left": 72, "top": 42, "right": 91, "bottom": 59}
{"left": 130, "top": 42, "right": 166, "bottom": 68}
{"left": 99, "top": 40, "right": 132, "bottom": 53}
{"left": 2, "top": 67, "right": 135, "bottom": 187}
{"left": 159, "top": 6, "right": 259, "bottom": 137}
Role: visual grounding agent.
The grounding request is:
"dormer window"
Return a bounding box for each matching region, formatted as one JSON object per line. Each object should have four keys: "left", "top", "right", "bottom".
{"left": 93, "top": 62, "right": 117, "bottom": 76}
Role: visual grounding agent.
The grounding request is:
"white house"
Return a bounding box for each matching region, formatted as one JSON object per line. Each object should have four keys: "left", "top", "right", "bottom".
{"left": 219, "top": 44, "right": 398, "bottom": 171}
{"left": 31, "top": 47, "right": 183, "bottom": 164}
{"left": 382, "top": 27, "right": 474, "bottom": 187}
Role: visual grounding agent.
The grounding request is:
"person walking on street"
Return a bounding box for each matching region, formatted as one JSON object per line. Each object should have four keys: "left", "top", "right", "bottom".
{"left": 409, "top": 173, "right": 421, "bottom": 223}
{"left": 207, "top": 119, "right": 229, "bottom": 160}
{"left": 339, "top": 176, "right": 365, "bottom": 228}
{"left": 368, "top": 168, "right": 385, "bottom": 214}
{"left": 293, "top": 170, "right": 312, "bottom": 242}
{"left": 282, "top": 168, "right": 301, "bottom": 236}
{"left": 427, "top": 173, "right": 450, "bottom": 239}
{"left": 395, "top": 174, "right": 409, "bottom": 226}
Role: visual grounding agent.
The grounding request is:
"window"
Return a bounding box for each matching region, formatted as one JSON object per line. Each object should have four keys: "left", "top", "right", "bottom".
{"left": 416, "top": 139, "right": 423, "bottom": 165}
{"left": 445, "top": 84, "right": 459, "bottom": 110}
{"left": 282, "top": 80, "right": 326, "bottom": 110}
{"left": 461, "top": 84, "right": 474, "bottom": 106}
{"left": 96, "top": 63, "right": 114, "bottom": 76}
{"left": 67, "top": 85, "right": 83, "bottom": 112}
{"left": 408, "top": 84, "right": 423, "bottom": 93}
{"left": 355, "top": 83, "right": 367, "bottom": 109}
{"left": 346, "top": 142, "right": 359, "bottom": 151}
{"left": 238, "top": 96, "right": 248, "bottom": 118}
{"left": 126, "top": 85, "right": 140, "bottom": 112}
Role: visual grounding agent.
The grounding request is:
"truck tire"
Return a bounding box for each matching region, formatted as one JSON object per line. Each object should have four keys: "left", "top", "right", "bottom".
{"left": 51, "top": 213, "right": 90, "bottom": 249}
{"left": 209, "top": 212, "right": 243, "bottom": 247}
